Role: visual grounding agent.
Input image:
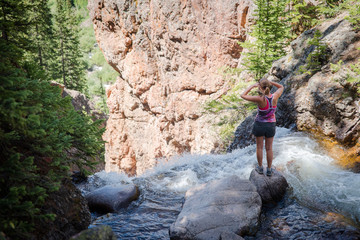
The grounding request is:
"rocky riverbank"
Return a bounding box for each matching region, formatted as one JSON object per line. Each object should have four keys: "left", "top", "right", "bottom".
{"left": 229, "top": 13, "right": 360, "bottom": 170}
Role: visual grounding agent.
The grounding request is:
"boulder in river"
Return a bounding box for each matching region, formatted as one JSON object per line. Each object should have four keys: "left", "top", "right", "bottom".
{"left": 249, "top": 169, "right": 288, "bottom": 205}
{"left": 86, "top": 184, "right": 139, "bottom": 213}
{"left": 70, "top": 225, "right": 117, "bottom": 240}
{"left": 169, "top": 175, "right": 261, "bottom": 240}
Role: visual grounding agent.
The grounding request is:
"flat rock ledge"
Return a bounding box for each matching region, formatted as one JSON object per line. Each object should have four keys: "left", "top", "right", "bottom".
{"left": 85, "top": 184, "right": 139, "bottom": 213}
{"left": 249, "top": 169, "right": 288, "bottom": 205}
{"left": 169, "top": 175, "right": 262, "bottom": 240}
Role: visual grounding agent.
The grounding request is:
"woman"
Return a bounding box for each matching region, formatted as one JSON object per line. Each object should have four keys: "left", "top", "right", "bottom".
{"left": 240, "top": 78, "right": 284, "bottom": 176}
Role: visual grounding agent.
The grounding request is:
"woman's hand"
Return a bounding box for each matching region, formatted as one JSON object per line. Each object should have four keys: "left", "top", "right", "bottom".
{"left": 252, "top": 83, "right": 259, "bottom": 88}
{"left": 240, "top": 82, "right": 262, "bottom": 103}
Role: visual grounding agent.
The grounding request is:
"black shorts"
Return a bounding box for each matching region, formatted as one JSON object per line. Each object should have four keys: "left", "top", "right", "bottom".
{"left": 252, "top": 121, "right": 276, "bottom": 138}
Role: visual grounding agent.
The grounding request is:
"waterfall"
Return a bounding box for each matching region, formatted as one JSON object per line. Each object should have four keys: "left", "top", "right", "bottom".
{"left": 78, "top": 128, "right": 360, "bottom": 239}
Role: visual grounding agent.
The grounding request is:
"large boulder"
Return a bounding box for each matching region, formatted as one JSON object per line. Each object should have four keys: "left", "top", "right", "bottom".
{"left": 70, "top": 225, "right": 117, "bottom": 240}
{"left": 249, "top": 169, "right": 288, "bottom": 205}
{"left": 86, "top": 184, "right": 139, "bottom": 213}
{"left": 169, "top": 175, "right": 261, "bottom": 240}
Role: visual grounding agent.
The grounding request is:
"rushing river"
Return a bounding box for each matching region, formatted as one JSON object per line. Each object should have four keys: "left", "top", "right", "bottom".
{"left": 78, "top": 128, "right": 360, "bottom": 239}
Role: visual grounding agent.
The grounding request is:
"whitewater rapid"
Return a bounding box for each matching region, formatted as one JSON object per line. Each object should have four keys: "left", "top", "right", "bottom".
{"left": 79, "top": 127, "right": 360, "bottom": 239}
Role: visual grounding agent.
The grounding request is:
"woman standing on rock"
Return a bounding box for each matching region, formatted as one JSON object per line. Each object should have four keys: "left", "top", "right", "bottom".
{"left": 240, "top": 78, "right": 284, "bottom": 176}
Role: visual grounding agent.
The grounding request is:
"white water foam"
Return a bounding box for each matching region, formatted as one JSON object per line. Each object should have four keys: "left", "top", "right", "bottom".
{"left": 84, "top": 127, "right": 360, "bottom": 224}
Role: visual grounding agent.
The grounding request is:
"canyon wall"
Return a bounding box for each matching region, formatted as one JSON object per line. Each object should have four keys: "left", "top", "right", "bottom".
{"left": 88, "top": 0, "right": 255, "bottom": 175}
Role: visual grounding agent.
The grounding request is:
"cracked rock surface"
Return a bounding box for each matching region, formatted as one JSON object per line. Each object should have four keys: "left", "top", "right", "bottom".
{"left": 169, "top": 175, "right": 261, "bottom": 240}
{"left": 88, "top": 0, "right": 255, "bottom": 175}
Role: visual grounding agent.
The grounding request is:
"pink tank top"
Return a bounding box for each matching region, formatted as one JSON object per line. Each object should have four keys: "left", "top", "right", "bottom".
{"left": 255, "top": 95, "right": 276, "bottom": 122}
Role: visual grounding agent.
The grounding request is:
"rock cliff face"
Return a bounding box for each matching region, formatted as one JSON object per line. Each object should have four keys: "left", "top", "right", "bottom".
{"left": 88, "top": 0, "right": 255, "bottom": 175}
{"left": 229, "top": 14, "right": 360, "bottom": 167}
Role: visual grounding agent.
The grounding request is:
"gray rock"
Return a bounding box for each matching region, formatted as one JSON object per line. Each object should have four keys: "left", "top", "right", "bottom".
{"left": 86, "top": 184, "right": 139, "bottom": 213}
{"left": 169, "top": 175, "right": 261, "bottom": 240}
{"left": 249, "top": 169, "right": 288, "bottom": 204}
{"left": 70, "top": 225, "right": 116, "bottom": 240}
{"left": 220, "top": 232, "right": 245, "bottom": 240}
{"left": 227, "top": 112, "right": 256, "bottom": 152}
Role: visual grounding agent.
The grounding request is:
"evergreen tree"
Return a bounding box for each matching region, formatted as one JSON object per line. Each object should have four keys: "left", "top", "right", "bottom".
{"left": 29, "top": 0, "right": 56, "bottom": 71}
{"left": 0, "top": 0, "right": 104, "bottom": 238}
{"left": 240, "top": 0, "right": 290, "bottom": 79}
{"left": 51, "top": 0, "right": 87, "bottom": 92}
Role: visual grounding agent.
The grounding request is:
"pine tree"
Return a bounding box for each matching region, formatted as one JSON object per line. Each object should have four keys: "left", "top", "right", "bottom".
{"left": 51, "top": 0, "right": 87, "bottom": 92}
{"left": 0, "top": 0, "right": 104, "bottom": 238}
{"left": 29, "top": 0, "right": 56, "bottom": 71}
{"left": 240, "top": 0, "right": 290, "bottom": 79}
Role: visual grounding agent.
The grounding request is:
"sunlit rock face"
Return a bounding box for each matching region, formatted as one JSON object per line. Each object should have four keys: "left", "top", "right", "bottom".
{"left": 88, "top": 0, "right": 255, "bottom": 175}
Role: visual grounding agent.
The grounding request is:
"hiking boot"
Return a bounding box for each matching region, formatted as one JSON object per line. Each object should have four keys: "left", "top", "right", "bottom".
{"left": 255, "top": 165, "right": 263, "bottom": 174}
{"left": 266, "top": 167, "right": 273, "bottom": 177}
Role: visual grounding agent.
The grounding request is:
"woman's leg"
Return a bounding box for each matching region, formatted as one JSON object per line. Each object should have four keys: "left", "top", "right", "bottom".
{"left": 256, "top": 136, "right": 264, "bottom": 167}
{"left": 265, "top": 137, "right": 274, "bottom": 168}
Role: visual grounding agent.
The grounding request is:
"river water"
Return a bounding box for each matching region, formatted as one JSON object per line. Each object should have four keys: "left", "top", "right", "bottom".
{"left": 78, "top": 128, "right": 360, "bottom": 239}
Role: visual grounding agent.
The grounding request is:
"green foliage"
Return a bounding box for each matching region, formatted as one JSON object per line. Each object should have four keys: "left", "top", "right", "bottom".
{"left": 79, "top": 26, "right": 97, "bottom": 54}
{"left": 345, "top": 0, "right": 360, "bottom": 31}
{"left": 240, "top": 0, "right": 291, "bottom": 79}
{"left": 346, "top": 56, "right": 360, "bottom": 95}
{"left": 90, "top": 48, "right": 107, "bottom": 66}
{"left": 28, "top": 0, "right": 55, "bottom": 70}
{"left": 50, "top": 0, "right": 87, "bottom": 92}
{"left": 0, "top": 0, "right": 104, "bottom": 238}
{"left": 288, "top": 0, "right": 319, "bottom": 36}
{"left": 298, "top": 30, "right": 329, "bottom": 74}
{"left": 330, "top": 60, "right": 343, "bottom": 73}
{"left": 74, "top": 0, "right": 88, "bottom": 9}
{"left": 72, "top": 0, "right": 119, "bottom": 113}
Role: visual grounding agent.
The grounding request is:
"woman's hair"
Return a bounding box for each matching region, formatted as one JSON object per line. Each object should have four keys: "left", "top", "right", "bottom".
{"left": 259, "top": 78, "right": 271, "bottom": 95}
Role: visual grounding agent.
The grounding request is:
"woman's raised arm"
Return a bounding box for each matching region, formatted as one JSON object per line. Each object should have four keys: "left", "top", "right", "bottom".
{"left": 240, "top": 83, "right": 262, "bottom": 103}
{"left": 270, "top": 80, "right": 284, "bottom": 100}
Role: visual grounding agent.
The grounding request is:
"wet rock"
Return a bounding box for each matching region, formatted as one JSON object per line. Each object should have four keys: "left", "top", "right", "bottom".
{"left": 86, "top": 184, "right": 139, "bottom": 213}
{"left": 249, "top": 169, "right": 288, "bottom": 205}
{"left": 169, "top": 175, "right": 261, "bottom": 240}
{"left": 70, "top": 225, "right": 116, "bottom": 240}
{"left": 71, "top": 171, "right": 88, "bottom": 184}
{"left": 220, "top": 232, "right": 245, "bottom": 240}
{"left": 227, "top": 112, "right": 256, "bottom": 152}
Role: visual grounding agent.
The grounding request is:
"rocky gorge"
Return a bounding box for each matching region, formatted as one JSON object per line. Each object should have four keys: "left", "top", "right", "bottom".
{"left": 89, "top": 0, "right": 359, "bottom": 176}
{"left": 70, "top": 1, "right": 360, "bottom": 239}
{"left": 88, "top": 0, "right": 256, "bottom": 175}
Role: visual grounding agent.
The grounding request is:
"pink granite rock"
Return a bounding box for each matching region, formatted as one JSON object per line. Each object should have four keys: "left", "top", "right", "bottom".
{"left": 88, "top": 0, "right": 255, "bottom": 175}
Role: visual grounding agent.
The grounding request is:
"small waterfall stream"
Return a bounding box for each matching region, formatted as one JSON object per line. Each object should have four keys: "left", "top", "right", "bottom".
{"left": 78, "top": 128, "right": 360, "bottom": 239}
